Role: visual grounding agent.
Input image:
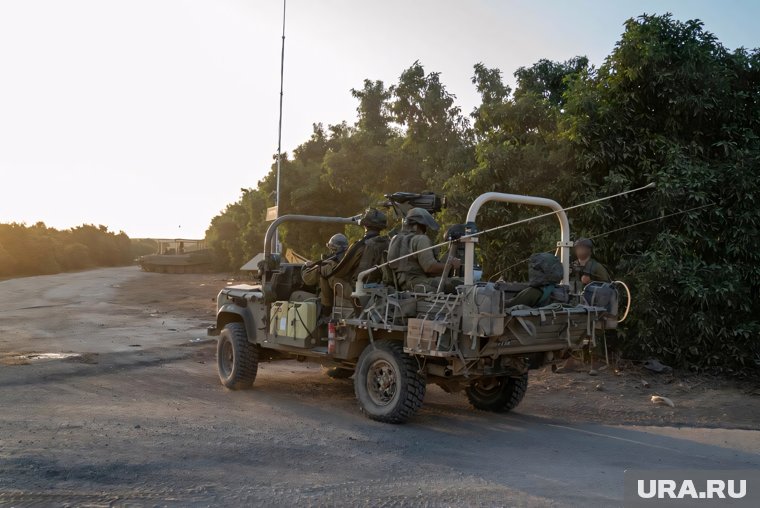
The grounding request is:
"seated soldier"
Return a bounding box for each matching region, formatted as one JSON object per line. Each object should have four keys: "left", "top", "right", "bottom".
{"left": 570, "top": 238, "right": 611, "bottom": 294}
{"left": 301, "top": 233, "right": 349, "bottom": 315}
{"left": 387, "top": 207, "right": 462, "bottom": 293}
{"left": 505, "top": 252, "right": 564, "bottom": 308}
{"left": 326, "top": 208, "right": 390, "bottom": 287}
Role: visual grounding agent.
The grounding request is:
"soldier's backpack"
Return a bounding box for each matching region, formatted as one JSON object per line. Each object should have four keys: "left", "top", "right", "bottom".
{"left": 528, "top": 253, "right": 564, "bottom": 287}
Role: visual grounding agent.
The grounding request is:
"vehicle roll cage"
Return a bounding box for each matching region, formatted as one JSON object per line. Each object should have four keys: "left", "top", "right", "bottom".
{"left": 263, "top": 193, "right": 571, "bottom": 291}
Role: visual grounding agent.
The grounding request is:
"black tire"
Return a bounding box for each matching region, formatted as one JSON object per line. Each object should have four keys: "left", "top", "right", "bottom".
{"left": 354, "top": 340, "right": 425, "bottom": 423}
{"left": 466, "top": 374, "right": 528, "bottom": 413}
{"left": 217, "top": 322, "right": 259, "bottom": 389}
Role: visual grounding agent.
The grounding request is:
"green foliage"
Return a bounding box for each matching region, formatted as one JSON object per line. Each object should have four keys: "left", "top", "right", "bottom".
{"left": 0, "top": 222, "right": 134, "bottom": 278}
{"left": 564, "top": 14, "right": 760, "bottom": 374}
{"left": 207, "top": 14, "right": 759, "bottom": 374}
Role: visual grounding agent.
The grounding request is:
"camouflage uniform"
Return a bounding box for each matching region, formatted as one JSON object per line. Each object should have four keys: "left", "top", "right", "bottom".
{"left": 569, "top": 238, "right": 611, "bottom": 294}
{"left": 301, "top": 234, "right": 349, "bottom": 309}
{"left": 329, "top": 231, "right": 390, "bottom": 285}
{"left": 570, "top": 258, "right": 611, "bottom": 294}
{"left": 388, "top": 229, "right": 461, "bottom": 293}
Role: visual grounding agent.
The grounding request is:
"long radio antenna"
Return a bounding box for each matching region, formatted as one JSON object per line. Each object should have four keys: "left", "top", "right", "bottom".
{"left": 274, "top": 0, "right": 287, "bottom": 254}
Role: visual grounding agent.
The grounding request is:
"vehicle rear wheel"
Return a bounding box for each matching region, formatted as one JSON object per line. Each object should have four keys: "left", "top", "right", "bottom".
{"left": 354, "top": 340, "right": 425, "bottom": 423}
{"left": 217, "top": 322, "right": 258, "bottom": 389}
{"left": 466, "top": 374, "right": 528, "bottom": 413}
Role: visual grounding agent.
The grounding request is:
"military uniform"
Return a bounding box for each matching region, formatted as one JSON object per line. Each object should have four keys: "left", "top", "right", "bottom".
{"left": 301, "top": 233, "right": 350, "bottom": 311}
{"left": 302, "top": 254, "right": 351, "bottom": 308}
{"left": 388, "top": 230, "right": 460, "bottom": 293}
{"left": 570, "top": 258, "right": 611, "bottom": 294}
{"left": 504, "top": 287, "right": 543, "bottom": 307}
{"left": 328, "top": 231, "right": 389, "bottom": 285}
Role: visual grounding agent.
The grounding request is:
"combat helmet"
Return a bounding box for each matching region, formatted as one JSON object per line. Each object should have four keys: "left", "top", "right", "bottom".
{"left": 574, "top": 238, "right": 594, "bottom": 249}
{"left": 326, "top": 233, "right": 348, "bottom": 253}
{"left": 404, "top": 207, "right": 440, "bottom": 231}
{"left": 358, "top": 208, "right": 387, "bottom": 230}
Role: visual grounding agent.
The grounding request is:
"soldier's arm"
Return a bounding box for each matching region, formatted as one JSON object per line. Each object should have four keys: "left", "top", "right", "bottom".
{"left": 413, "top": 236, "right": 460, "bottom": 275}
{"left": 592, "top": 262, "right": 611, "bottom": 282}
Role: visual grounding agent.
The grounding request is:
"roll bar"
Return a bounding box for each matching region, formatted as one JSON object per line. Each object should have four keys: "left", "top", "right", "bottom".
{"left": 353, "top": 192, "right": 572, "bottom": 295}
{"left": 463, "top": 193, "right": 571, "bottom": 285}
{"left": 263, "top": 214, "right": 360, "bottom": 286}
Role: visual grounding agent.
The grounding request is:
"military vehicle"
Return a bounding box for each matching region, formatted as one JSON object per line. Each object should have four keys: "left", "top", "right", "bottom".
{"left": 139, "top": 239, "right": 213, "bottom": 274}
{"left": 207, "top": 191, "right": 622, "bottom": 423}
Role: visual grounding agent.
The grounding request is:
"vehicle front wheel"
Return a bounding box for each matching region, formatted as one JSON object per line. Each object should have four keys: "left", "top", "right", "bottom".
{"left": 466, "top": 374, "right": 528, "bottom": 413}
{"left": 354, "top": 340, "right": 425, "bottom": 423}
{"left": 217, "top": 322, "right": 259, "bottom": 389}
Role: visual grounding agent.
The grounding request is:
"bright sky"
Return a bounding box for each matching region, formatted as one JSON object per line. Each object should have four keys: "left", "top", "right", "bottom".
{"left": 1, "top": 0, "right": 758, "bottom": 238}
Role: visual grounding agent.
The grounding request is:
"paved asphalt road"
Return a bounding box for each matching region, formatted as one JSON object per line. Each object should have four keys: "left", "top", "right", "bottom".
{"left": 0, "top": 267, "right": 757, "bottom": 506}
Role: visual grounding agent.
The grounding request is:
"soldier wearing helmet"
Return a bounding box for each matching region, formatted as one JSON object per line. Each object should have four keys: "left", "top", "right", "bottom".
{"left": 387, "top": 208, "right": 462, "bottom": 293}
{"left": 328, "top": 208, "right": 390, "bottom": 288}
{"left": 570, "top": 237, "right": 610, "bottom": 294}
{"left": 302, "top": 233, "right": 349, "bottom": 314}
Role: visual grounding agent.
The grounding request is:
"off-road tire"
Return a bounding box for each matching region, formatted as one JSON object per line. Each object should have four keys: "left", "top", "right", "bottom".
{"left": 466, "top": 374, "right": 528, "bottom": 413}
{"left": 217, "top": 322, "right": 258, "bottom": 389}
{"left": 354, "top": 340, "right": 425, "bottom": 423}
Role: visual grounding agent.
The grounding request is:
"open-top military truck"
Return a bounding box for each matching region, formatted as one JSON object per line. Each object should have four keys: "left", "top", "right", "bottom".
{"left": 208, "top": 192, "right": 621, "bottom": 423}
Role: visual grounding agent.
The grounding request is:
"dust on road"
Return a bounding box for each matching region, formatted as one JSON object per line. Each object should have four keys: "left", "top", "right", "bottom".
{"left": 0, "top": 267, "right": 758, "bottom": 506}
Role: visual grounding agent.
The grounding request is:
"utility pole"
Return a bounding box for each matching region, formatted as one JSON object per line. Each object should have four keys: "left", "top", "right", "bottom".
{"left": 274, "top": 0, "right": 286, "bottom": 254}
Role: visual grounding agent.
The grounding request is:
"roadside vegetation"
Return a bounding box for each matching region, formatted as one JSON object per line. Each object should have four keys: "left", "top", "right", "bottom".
{"left": 207, "top": 14, "right": 760, "bottom": 375}
{"left": 0, "top": 222, "right": 144, "bottom": 277}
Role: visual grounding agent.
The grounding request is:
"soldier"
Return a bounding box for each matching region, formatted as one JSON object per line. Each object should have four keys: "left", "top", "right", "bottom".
{"left": 301, "top": 233, "right": 349, "bottom": 314}
{"left": 327, "top": 208, "right": 390, "bottom": 286}
{"left": 570, "top": 238, "right": 610, "bottom": 294}
{"left": 387, "top": 208, "right": 461, "bottom": 293}
{"left": 561, "top": 238, "right": 613, "bottom": 374}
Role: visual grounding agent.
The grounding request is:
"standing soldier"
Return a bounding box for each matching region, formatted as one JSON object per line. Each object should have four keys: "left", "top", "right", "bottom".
{"left": 570, "top": 238, "right": 611, "bottom": 294}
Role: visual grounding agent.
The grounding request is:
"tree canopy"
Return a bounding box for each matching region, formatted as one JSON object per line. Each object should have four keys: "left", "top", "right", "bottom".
{"left": 0, "top": 223, "right": 136, "bottom": 277}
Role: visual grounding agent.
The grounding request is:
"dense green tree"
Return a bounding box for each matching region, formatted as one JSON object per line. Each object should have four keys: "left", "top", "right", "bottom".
{"left": 564, "top": 14, "right": 760, "bottom": 372}
{"left": 443, "top": 59, "right": 586, "bottom": 278}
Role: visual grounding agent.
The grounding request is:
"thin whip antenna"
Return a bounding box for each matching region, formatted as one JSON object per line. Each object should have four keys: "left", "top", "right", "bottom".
{"left": 487, "top": 201, "right": 714, "bottom": 281}
{"left": 587, "top": 202, "right": 714, "bottom": 240}
{"left": 274, "top": 0, "right": 287, "bottom": 254}
{"left": 463, "top": 182, "right": 655, "bottom": 241}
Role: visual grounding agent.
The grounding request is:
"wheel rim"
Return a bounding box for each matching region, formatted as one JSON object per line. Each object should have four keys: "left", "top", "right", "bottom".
{"left": 220, "top": 338, "right": 234, "bottom": 377}
{"left": 366, "top": 359, "right": 397, "bottom": 406}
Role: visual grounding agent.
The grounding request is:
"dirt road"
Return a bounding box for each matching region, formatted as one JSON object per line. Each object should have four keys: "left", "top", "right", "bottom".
{"left": 1, "top": 267, "right": 758, "bottom": 506}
